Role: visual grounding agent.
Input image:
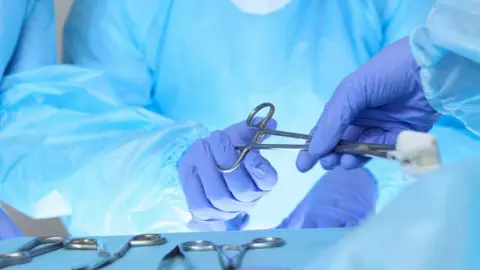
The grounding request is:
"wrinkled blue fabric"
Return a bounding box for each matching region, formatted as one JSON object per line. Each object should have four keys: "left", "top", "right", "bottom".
{"left": 296, "top": 37, "right": 440, "bottom": 171}
{"left": 0, "top": 0, "right": 56, "bottom": 239}
{"left": 276, "top": 167, "right": 377, "bottom": 229}
{"left": 410, "top": 0, "right": 480, "bottom": 135}
{"left": 304, "top": 158, "right": 480, "bottom": 270}
{"left": 0, "top": 0, "right": 56, "bottom": 77}
{"left": 179, "top": 118, "right": 278, "bottom": 231}
{"left": 0, "top": 207, "right": 23, "bottom": 240}
{"left": 1, "top": 66, "right": 209, "bottom": 235}
{"left": 1, "top": 0, "right": 436, "bottom": 236}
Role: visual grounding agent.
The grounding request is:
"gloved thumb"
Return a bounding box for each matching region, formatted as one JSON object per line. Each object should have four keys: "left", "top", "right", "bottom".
{"left": 296, "top": 79, "right": 366, "bottom": 172}
{"left": 224, "top": 117, "right": 277, "bottom": 146}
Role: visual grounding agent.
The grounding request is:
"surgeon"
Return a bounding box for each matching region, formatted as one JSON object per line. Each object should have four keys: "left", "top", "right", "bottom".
{"left": 0, "top": 0, "right": 434, "bottom": 236}
{"left": 0, "top": 0, "right": 57, "bottom": 239}
{"left": 298, "top": 0, "right": 480, "bottom": 172}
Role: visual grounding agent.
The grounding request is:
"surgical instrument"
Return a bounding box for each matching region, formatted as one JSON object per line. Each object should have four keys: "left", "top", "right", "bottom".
{"left": 66, "top": 238, "right": 111, "bottom": 270}
{"left": 157, "top": 245, "right": 189, "bottom": 270}
{"left": 74, "top": 233, "right": 167, "bottom": 270}
{"left": 217, "top": 102, "right": 413, "bottom": 173}
{"left": 0, "top": 236, "right": 65, "bottom": 268}
{"left": 181, "top": 237, "right": 286, "bottom": 270}
{"left": 64, "top": 238, "right": 109, "bottom": 256}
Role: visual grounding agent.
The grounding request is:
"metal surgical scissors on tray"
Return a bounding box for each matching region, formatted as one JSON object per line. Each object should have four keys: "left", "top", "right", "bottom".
{"left": 217, "top": 102, "right": 398, "bottom": 173}
{"left": 181, "top": 237, "right": 286, "bottom": 270}
{"left": 74, "top": 233, "right": 167, "bottom": 270}
{"left": 0, "top": 236, "right": 65, "bottom": 268}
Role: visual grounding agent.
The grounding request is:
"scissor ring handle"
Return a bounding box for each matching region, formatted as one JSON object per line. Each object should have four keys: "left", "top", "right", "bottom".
{"left": 249, "top": 237, "right": 285, "bottom": 249}
{"left": 64, "top": 238, "right": 102, "bottom": 250}
{"left": 181, "top": 240, "right": 216, "bottom": 251}
{"left": 130, "top": 233, "right": 167, "bottom": 246}
{"left": 0, "top": 252, "right": 31, "bottom": 267}
{"left": 246, "top": 102, "right": 275, "bottom": 129}
{"left": 17, "top": 236, "right": 66, "bottom": 252}
{"left": 0, "top": 252, "right": 30, "bottom": 260}
{"left": 36, "top": 236, "right": 66, "bottom": 243}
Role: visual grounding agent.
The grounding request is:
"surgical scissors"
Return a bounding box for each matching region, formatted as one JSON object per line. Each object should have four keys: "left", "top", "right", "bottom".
{"left": 74, "top": 233, "right": 167, "bottom": 270}
{"left": 217, "top": 102, "right": 399, "bottom": 173}
{"left": 0, "top": 236, "right": 65, "bottom": 268}
{"left": 181, "top": 237, "right": 285, "bottom": 270}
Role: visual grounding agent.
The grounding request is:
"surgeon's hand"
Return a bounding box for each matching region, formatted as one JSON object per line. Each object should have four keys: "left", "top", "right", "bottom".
{"left": 297, "top": 37, "right": 440, "bottom": 172}
{"left": 178, "top": 118, "right": 278, "bottom": 231}
{"left": 276, "top": 167, "right": 376, "bottom": 229}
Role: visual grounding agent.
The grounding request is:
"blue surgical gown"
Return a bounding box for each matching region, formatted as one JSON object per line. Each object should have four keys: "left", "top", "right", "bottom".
{"left": 0, "top": 0, "right": 56, "bottom": 238}
{"left": 3, "top": 0, "right": 464, "bottom": 236}
{"left": 0, "top": 0, "right": 56, "bottom": 77}
{"left": 411, "top": 0, "right": 480, "bottom": 135}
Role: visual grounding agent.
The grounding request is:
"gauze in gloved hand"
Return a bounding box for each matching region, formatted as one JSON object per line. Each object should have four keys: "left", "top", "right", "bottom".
{"left": 297, "top": 37, "right": 440, "bottom": 172}
{"left": 178, "top": 117, "right": 278, "bottom": 231}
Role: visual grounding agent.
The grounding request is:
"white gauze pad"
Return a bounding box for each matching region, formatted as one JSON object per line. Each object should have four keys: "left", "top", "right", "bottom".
{"left": 395, "top": 130, "right": 441, "bottom": 176}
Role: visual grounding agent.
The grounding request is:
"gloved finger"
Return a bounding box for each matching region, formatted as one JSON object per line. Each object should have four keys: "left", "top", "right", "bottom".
{"left": 318, "top": 153, "right": 341, "bottom": 170}
{"left": 301, "top": 79, "right": 367, "bottom": 172}
{"left": 296, "top": 150, "right": 318, "bottom": 173}
{"left": 339, "top": 154, "right": 371, "bottom": 170}
{"left": 359, "top": 127, "right": 399, "bottom": 145}
{"left": 192, "top": 140, "right": 254, "bottom": 213}
{"left": 308, "top": 167, "right": 376, "bottom": 228}
{"left": 207, "top": 131, "right": 265, "bottom": 203}
{"left": 224, "top": 117, "right": 277, "bottom": 146}
{"left": 243, "top": 149, "right": 278, "bottom": 191}
{"left": 298, "top": 124, "right": 363, "bottom": 172}
{"left": 321, "top": 125, "right": 365, "bottom": 170}
{"left": 178, "top": 142, "right": 239, "bottom": 221}
{"left": 185, "top": 171, "right": 239, "bottom": 221}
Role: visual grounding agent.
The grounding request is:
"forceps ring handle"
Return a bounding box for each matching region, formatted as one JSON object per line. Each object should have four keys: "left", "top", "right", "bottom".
{"left": 217, "top": 103, "right": 275, "bottom": 173}
{"left": 246, "top": 102, "right": 275, "bottom": 129}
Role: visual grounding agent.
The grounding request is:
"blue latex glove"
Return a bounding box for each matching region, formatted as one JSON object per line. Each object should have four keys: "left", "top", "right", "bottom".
{"left": 297, "top": 37, "right": 440, "bottom": 171}
{"left": 0, "top": 208, "right": 23, "bottom": 240}
{"left": 276, "top": 167, "right": 377, "bottom": 229}
{"left": 178, "top": 118, "right": 278, "bottom": 231}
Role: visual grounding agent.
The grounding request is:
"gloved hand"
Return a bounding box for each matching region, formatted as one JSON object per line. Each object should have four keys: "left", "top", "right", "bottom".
{"left": 0, "top": 208, "right": 23, "bottom": 240}
{"left": 178, "top": 118, "right": 278, "bottom": 231}
{"left": 297, "top": 37, "right": 440, "bottom": 172}
{"left": 276, "top": 167, "right": 376, "bottom": 229}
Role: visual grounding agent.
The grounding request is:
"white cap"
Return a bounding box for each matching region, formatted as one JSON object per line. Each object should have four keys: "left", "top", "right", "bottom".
{"left": 394, "top": 130, "right": 441, "bottom": 176}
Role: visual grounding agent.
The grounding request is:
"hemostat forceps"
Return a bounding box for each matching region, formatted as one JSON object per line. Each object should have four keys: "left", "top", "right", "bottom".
{"left": 74, "top": 233, "right": 167, "bottom": 270}
{"left": 217, "top": 102, "right": 398, "bottom": 173}
{"left": 181, "top": 237, "right": 285, "bottom": 270}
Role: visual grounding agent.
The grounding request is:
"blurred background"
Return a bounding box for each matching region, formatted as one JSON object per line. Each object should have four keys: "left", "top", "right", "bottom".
{"left": 0, "top": 0, "right": 74, "bottom": 237}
